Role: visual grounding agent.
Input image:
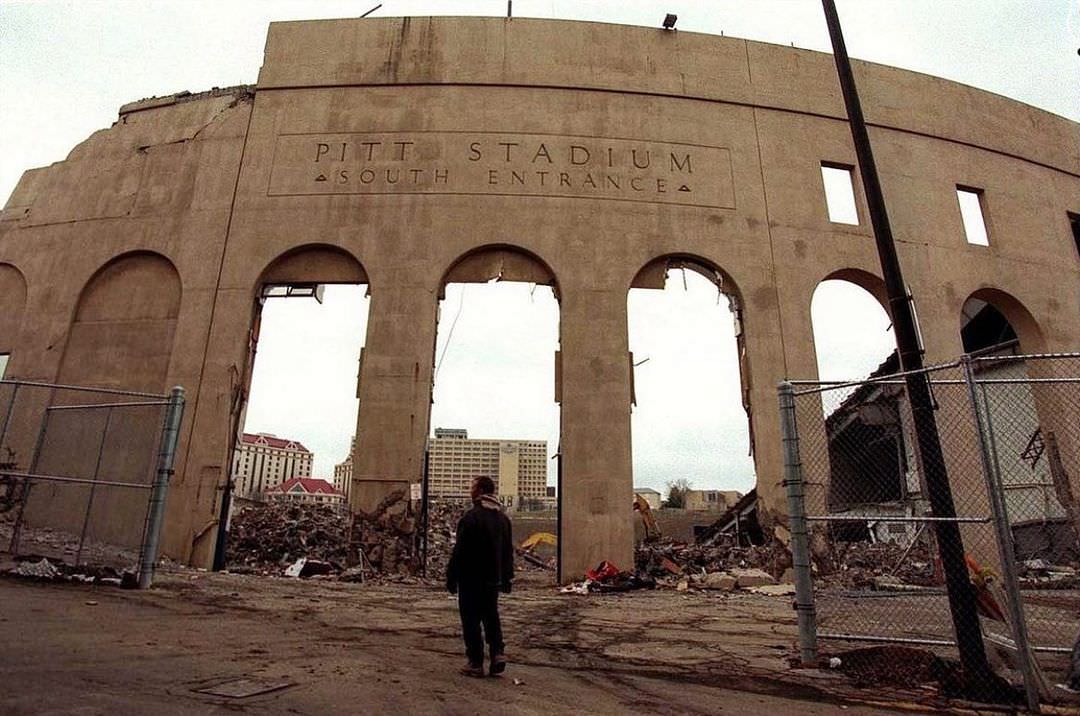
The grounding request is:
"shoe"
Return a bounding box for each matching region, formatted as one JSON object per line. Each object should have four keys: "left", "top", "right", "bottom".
{"left": 460, "top": 662, "right": 484, "bottom": 678}
{"left": 490, "top": 653, "right": 507, "bottom": 676}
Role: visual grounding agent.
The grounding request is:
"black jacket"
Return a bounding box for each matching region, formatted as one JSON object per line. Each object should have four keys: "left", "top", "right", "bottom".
{"left": 446, "top": 495, "right": 515, "bottom": 593}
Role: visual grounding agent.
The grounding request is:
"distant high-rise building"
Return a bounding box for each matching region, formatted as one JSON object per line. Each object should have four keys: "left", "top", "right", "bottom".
{"left": 231, "top": 432, "right": 313, "bottom": 500}
{"left": 333, "top": 436, "right": 355, "bottom": 504}
{"left": 427, "top": 428, "right": 547, "bottom": 508}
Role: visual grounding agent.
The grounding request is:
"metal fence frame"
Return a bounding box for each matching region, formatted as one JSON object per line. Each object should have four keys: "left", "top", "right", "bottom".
{"left": 779, "top": 351, "right": 1080, "bottom": 711}
{"left": 0, "top": 379, "right": 185, "bottom": 588}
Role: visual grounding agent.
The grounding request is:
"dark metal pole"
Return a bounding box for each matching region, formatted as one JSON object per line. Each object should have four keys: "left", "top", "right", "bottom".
{"left": 139, "top": 386, "right": 185, "bottom": 588}
{"left": 555, "top": 450, "right": 563, "bottom": 585}
{"left": 778, "top": 382, "right": 818, "bottom": 666}
{"left": 420, "top": 447, "right": 430, "bottom": 577}
{"left": 821, "top": 0, "right": 1000, "bottom": 694}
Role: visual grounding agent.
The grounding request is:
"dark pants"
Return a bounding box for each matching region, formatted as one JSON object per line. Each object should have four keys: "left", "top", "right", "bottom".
{"left": 458, "top": 586, "right": 503, "bottom": 665}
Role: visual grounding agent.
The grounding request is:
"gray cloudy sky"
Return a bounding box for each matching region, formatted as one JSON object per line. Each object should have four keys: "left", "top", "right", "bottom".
{"left": 2, "top": 1, "right": 1076, "bottom": 492}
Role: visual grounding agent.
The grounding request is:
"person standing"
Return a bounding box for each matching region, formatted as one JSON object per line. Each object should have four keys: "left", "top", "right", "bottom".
{"left": 446, "top": 476, "right": 515, "bottom": 677}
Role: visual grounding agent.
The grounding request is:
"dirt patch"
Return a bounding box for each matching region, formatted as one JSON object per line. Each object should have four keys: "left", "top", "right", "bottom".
{"left": 834, "top": 646, "right": 960, "bottom": 690}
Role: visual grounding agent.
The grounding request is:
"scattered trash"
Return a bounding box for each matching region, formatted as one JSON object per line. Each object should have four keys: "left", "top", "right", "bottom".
{"left": 284, "top": 557, "right": 308, "bottom": 578}
{"left": 14, "top": 558, "right": 60, "bottom": 579}
{"left": 559, "top": 581, "right": 590, "bottom": 595}
{"left": 84, "top": 600, "right": 98, "bottom": 606}
{"left": 513, "top": 678, "right": 524, "bottom": 686}
{"left": 559, "top": 561, "right": 655, "bottom": 594}
{"left": 828, "top": 657, "right": 842, "bottom": 669}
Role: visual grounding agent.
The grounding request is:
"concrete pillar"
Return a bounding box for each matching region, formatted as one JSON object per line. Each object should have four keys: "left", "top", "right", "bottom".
{"left": 351, "top": 282, "right": 438, "bottom": 510}
{"left": 558, "top": 284, "right": 634, "bottom": 580}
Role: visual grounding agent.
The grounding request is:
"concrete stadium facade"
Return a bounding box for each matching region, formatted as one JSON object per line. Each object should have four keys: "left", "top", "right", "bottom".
{"left": 1, "top": 18, "right": 1077, "bottom": 578}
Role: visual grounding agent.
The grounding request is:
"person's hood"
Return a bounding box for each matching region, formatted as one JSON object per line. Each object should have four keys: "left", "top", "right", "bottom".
{"left": 476, "top": 494, "right": 503, "bottom": 511}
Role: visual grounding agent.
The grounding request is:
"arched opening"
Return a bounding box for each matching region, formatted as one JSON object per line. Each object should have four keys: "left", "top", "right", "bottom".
{"left": 626, "top": 256, "right": 755, "bottom": 545}
{"left": 960, "top": 290, "right": 1073, "bottom": 561}
{"left": 58, "top": 252, "right": 182, "bottom": 392}
{"left": 810, "top": 274, "right": 903, "bottom": 541}
{"left": 221, "top": 244, "right": 370, "bottom": 572}
{"left": 22, "top": 252, "right": 182, "bottom": 553}
{"left": 426, "top": 246, "right": 561, "bottom": 585}
{"left": 960, "top": 287, "right": 1041, "bottom": 355}
{"left": 0, "top": 262, "right": 27, "bottom": 380}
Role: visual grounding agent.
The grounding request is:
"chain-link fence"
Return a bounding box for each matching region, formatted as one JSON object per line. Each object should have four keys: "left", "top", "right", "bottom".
{"left": 779, "top": 352, "right": 1080, "bottom": 710}
{"left": 0, "top": 379, "right": 184, "bottom": 587}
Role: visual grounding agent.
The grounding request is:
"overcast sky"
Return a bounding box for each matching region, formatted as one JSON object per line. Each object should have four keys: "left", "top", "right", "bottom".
{"left": 2, "top": 1, "right": 1076, "bottom": 493}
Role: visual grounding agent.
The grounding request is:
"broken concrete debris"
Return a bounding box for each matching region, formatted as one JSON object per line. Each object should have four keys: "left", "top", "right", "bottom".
{"left": 226, "top": 502, "right": 351, "bottom": 574}
{"left": 224, "top": 499, "right": 549, "bottom": 582}
{"left": 14, "top": 557, "right": 60, "bottom": 579}
{"left": 4, "top": 555, "right": 137, "bottom": 587}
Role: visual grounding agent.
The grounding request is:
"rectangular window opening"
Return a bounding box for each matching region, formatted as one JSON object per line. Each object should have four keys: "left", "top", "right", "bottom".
{"left": 0, "top": 353, "right": 8, "bottom": 379}
{"left": 957, "top": 187, "right": 989, "bottom": 246}
{"left": 821, "top": 164, "right": 859, "bottom": 225}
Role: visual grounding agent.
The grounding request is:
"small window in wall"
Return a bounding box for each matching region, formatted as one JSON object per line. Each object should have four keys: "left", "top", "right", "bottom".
{"left": 0, "top": 353, "right": 8, "bottom": 379}
{"left": 957, "top": 187, "right": 989, "bottom": 246}
{"left": 821, "top": 164, "right": 859, "bottom": 225}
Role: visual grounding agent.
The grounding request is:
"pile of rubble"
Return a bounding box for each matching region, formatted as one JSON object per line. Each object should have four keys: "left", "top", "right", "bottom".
{"left": 421, "top": 499, "right": 468, "bottom": 580}
{"left": 226, "top": 501, "right": 351, "bottom": 573}
{"left": 633, "top": 526, "right": 951, "bottom": 595}
{"left": 634, "top": 533, "right": 793, "bottom": 591}
{"left": 3, "top": 555, "right": 138, "bottom": 588}
{"left": 225, "top": 496, "right": 546, "bottom": 583}
{"left": 1017, "top": 559, "right": 1080, "bottom": 589}
{"left": 346, "top": 489, "right": 421, "bottom": 578}
{"left": 819, "top": 539, "right": 938, "bottom": 590}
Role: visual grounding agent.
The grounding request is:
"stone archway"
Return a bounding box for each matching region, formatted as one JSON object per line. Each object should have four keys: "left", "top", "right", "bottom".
{"left": 57, "top": 252, "right": 182, "bottom": 392}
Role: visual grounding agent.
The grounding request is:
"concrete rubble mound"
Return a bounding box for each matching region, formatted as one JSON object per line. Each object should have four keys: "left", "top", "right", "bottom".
{"left": 226, "top": 501, "right": 352, "bottom": 573}
{"left": 822, "top": 539, "right": 938, "bottom": 589}
{"left": 225, "top": 497, "right": 541, "bottom": 582}
{"left": 633, "top": 527, "right": 949, "bottom": 594}
{"left": 635, "top": 534, "right": 793, "bottom": 590}
{"left": 346, "top": 489, "right": 421, "bottom": 577}
{"left": 422, "top": 500, "right": 468, "bottom": 580}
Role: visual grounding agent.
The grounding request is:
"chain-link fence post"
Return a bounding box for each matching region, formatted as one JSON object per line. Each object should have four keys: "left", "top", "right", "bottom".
{"left": 961, "top": 355, "right": 1040, "bottom": 712}
{"left": 138, "top": 386, "right": 185, "bottom": 589}
{"left": 779, "top": 381, "right": 818, "bottom": 666}
{"left": 10, "top": 405, "right": 52, "bottom": 555}
{"left": 0, "top": 382, "right": 20, "bottom": 449}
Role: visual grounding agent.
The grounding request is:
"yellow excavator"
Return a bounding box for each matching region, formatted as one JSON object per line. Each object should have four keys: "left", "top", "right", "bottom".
{"left": 517, "top": 494, "right": 661, "bottom": 565}
{"left": 633, "top": 493, "right": 662, "bottom": 542}
{"left": 517, "top": 531, "right": 557, "bottom": 569}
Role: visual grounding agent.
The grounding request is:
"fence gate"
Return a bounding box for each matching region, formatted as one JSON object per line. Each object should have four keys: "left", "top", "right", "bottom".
{"left": 0, "top": 380, "right": 184, "bottom": 588}
{"left": 779, "top": 352, "right": 1080, "bottom": 710}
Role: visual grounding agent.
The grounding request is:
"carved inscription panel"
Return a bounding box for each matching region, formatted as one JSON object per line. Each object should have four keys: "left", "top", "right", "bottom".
{"left": 268, "top": 131, "right": 735, "bottom": 209}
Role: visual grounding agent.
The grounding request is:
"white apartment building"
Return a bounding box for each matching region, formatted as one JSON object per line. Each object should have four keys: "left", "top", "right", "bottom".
{"left": 428, "top": 428, "right": 548, "bottom": 508}
{"left": 231, "top": 432, "right": 313, "bottom": 500}
{"left": 333, "top": 436, "right": 355, "bottom": 504}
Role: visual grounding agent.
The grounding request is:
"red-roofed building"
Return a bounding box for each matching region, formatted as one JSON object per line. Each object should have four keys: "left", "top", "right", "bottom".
{"left": 265, "top": 478, "right": 345, "bottom": 507}
{"left": 231, "top": 432, "right": 313, "bottom": 500}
